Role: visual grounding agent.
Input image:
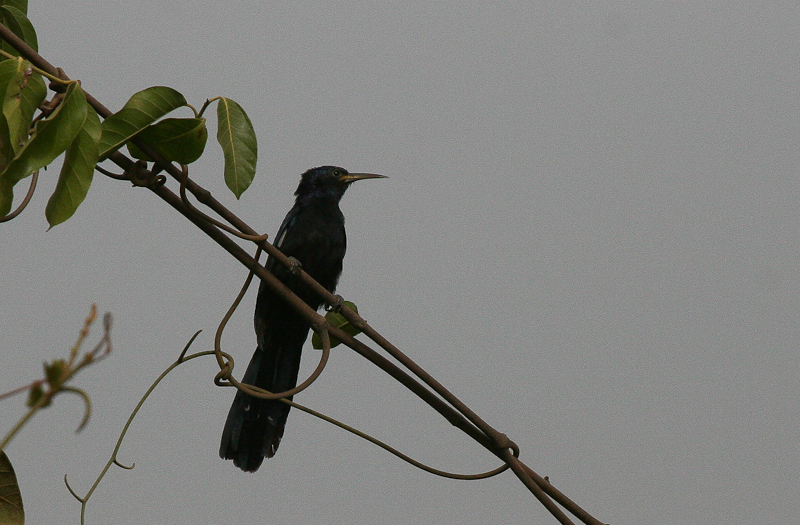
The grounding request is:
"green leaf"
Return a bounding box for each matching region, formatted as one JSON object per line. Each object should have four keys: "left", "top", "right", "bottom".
{"left": 46, "top": 107, "right": 101, "bottom": 228}
{"left": 3, "top": 58, "right": 46, "bottom": 153}
{"left": 0, "top": 58, "right": 22, "bottom": 171}
{"left": 311, "top": 301, "right": 362, "bottom": 349}
{"left": 126, "top": 117, "right": 207, "bottom": 164}
{"left": 216, "top": 97, "right": 256, "bottom": 199}
{"left": 0, "top": 5, "right": 38, "bottom": 58}
{"left": 0, "top": 451, "right": 24, "bottom": 525}
{"left": 98, "top": 86, "right": 187, "bottom": 160}
{"left": 0, "top": 81, "right": 87, "bottom": 217}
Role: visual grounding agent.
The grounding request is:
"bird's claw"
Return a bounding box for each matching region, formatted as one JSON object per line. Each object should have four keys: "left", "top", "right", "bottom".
{"left": 325, "top": 295, "right": 344, "bottom": 312}
{"left": 287, "top": 256, "right": 303, "bottom": 275}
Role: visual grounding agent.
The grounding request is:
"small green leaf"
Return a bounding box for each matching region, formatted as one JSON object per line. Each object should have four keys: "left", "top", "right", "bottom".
{"left": 216, "top": 97, "right": 256, "bottom": 199}
{"left": 0, "top": 450, "right": 24, "bottom": 525}
{"left": 3, "top": 59, "right": 46, "bottom": 153}
{"left": 311, "top": 301, "right": 362, "bottom": 349}
{"left": 0, "top": 5, "right": 37, "bottom": 58}
{"left": 46, "top": 107, "right": 101, "bottom": 228}
{"left": 44, "top": 358, "right": 66, "bottom": 387}
{"left": 98, "top": 86, "right": 188, "bottom": 160}
{"left": 0, "top": 81, "right": 87, "bottom": 217}
{"left": 126, "top": 117, "right": 207, "bottom": 164}
{"left": 25, "top": 384, "right": 43, "bottom": 407}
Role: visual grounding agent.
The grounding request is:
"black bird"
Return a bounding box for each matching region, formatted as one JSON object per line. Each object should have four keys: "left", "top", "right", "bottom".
{"left": 220, "top": 166, "right": 385, "bottom": 472}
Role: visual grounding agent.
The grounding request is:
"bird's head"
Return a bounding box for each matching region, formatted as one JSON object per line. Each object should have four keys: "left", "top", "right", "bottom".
{"left": 295, "top": 166, "right": 386, "bottom": 203}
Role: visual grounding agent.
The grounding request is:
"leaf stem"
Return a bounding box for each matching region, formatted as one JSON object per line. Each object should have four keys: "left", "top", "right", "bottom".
{"left": 0, "top": 49, "right": 73, "bottom": 84}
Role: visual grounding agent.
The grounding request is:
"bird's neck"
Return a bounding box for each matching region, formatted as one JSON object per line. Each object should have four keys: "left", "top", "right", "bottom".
{"left": 295, "top": 189, "right": 345, "bottom": 208}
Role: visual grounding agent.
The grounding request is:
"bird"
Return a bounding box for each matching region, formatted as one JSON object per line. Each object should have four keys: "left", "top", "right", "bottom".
{"left": 220, "top": 166, "right": 386, "bottom": 472}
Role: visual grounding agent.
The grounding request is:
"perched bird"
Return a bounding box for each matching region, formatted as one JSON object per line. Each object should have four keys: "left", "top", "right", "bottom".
{"left": 220, "top": 166, "right": 386, "bottom": 472}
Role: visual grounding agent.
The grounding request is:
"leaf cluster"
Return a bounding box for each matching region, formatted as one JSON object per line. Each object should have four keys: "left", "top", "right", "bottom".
{"left": 0, "top": 1, "right": 257, "bottom": 227}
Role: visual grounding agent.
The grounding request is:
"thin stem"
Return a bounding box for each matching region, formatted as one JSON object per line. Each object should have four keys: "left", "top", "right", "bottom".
{"left": 0, "top": 394, "right": 49, "bottom": 451}
{"left": 286, "top": 397, "right": 510, "bottom": 481}
{"left": 67, "top": 335, "right": 205, "bottom": 525}
{"left": 0, "top": 169, "right": 38, "bottom": 223}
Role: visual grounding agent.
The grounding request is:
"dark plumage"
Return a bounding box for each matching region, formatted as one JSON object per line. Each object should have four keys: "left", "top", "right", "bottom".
{"left": 220, "top": 166, "right": 385, "bottom": 472}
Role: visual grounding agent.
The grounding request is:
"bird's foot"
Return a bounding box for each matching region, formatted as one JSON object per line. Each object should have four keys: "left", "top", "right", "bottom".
{"left": 325, "top": 294, "right": 344, "bottom": 312}
{"left": 287, "top": 256, "right": 303, "bottom": 275}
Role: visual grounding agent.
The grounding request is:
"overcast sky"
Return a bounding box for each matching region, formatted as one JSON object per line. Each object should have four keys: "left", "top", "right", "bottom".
{"left": 2, "top": 2, "right": 799, "bottom": 524}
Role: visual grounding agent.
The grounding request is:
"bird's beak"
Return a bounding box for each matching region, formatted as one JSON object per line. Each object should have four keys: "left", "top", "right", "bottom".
{"left": 338, "top": 172, "right": 388, "bottom": 184}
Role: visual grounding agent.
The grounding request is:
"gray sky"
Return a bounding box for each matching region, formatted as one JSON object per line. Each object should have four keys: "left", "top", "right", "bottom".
{"left": 2, "top": 2, "right": 799, "bottom": 524}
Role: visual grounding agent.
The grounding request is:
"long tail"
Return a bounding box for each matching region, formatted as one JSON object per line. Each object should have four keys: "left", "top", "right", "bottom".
{"left": 219, "top": 340, "right": 303, "bottom": 472}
